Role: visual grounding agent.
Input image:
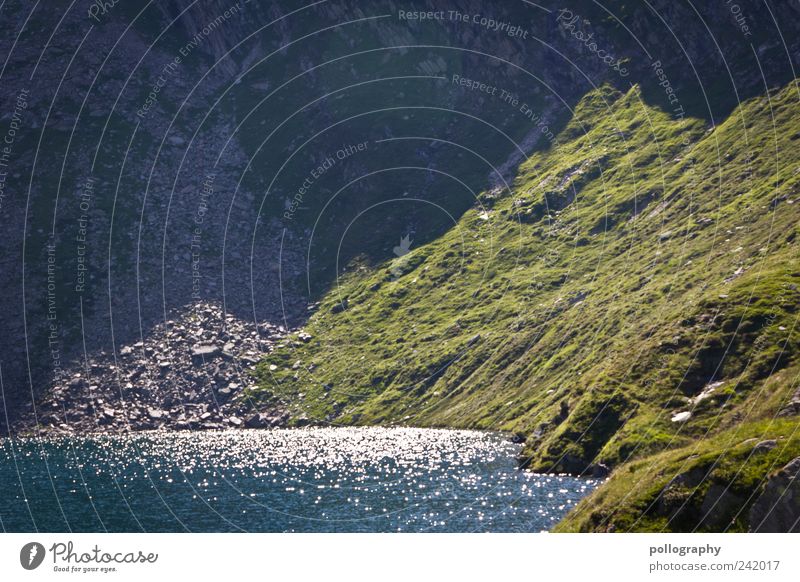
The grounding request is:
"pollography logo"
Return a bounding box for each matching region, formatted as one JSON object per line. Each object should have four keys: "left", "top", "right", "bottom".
{"left": 20, "top": 542, "right": 46, "bottom": 570}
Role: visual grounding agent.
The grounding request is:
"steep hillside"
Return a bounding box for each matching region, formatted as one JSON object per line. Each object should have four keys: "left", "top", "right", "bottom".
{"left": 5, "top": 0, "right": 800, "bottom": 432}
{"left": 249, "top": 80, "right": 800, "bottom": 530}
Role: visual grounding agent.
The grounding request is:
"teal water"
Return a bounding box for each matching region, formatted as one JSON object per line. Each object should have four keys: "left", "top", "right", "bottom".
{"left": 0, "top": 428, "right": 598, "bottom": 532}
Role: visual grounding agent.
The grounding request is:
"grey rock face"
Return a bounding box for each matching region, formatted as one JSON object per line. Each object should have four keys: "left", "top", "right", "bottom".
{"left": 752, "top": 440, "right": 778, "bottom": 454}
{"left": 191, "top": 344, "right": 222, "bottom": 360}
{"left": 749, "top": 457, "right": 800, "bottom": 532}
{"left": 779, "top": 388, "right": 800, "bottom": 417}
{"left": 699, "top": 484, "right": 743, "bottom": 530}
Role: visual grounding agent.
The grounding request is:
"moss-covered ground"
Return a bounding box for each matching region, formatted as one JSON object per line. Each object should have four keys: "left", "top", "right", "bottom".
{"left": 248, "top": 80, "right": 800, "bottom": 531}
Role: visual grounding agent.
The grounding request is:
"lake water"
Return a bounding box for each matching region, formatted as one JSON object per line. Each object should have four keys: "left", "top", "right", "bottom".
{"left": 0, "top": 427, "right": 598, "bottom": 532}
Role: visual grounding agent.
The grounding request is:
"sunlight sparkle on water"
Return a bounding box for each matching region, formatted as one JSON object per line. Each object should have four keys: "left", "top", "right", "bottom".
{"left": 0, "top": 428, "right": 598, "bottom": 532}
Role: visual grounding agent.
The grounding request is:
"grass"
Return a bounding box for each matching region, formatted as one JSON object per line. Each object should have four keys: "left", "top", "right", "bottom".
{"left": 247, "top": 79, "right": 800, "bottom": 530}
{"left": 555, "top": 409, "right": 800, "bottom": 532}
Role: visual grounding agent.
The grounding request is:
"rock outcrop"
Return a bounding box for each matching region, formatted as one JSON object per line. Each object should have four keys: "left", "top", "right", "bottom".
{"left": 749, "top": 458, "right": 800, "bottom": 533}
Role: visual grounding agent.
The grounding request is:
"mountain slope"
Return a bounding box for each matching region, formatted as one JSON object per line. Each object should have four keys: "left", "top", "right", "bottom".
{"left": 4, "top": 0, "right": 800, "bottom": 436}
{"left": 247, "top": 80, "right": 800, "bottom": 530}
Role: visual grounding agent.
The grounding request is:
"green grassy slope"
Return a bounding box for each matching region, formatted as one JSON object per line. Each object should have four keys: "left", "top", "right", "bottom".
{"left": 248, "top": 80, "right": 800, "bottom": 530}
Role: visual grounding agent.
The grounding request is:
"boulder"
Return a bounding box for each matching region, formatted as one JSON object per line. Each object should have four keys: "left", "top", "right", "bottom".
{"left": 699, "top": 484, "right": 743, "bottom": 529}
{"left": 191, "top": 344, "right": 221, "bottom": 361}
{"left": 98, "top": 408, "right": 116, "bottom": 425}
{"left": 671, "top": 411, "right": 692, "bottom": 423}
{"left": 589, "top": 463, "right": 610, "bottom": 478}
{"left": 778, "top": 387, "right": 800, "bottom": 416}
{"left": 509, "top": 432, "right": 526, "bottom": 444}
{"left": 657, "top": 465, "right": 710, "bottom": 516}
{"left": 245, "top": 413, "right": 269, "bottom": 428}
{"left": 749, "top": 457, "right": 800, "bottom": 532}
{"left": 752, "top": 440, "right": 777, "bottom": 454}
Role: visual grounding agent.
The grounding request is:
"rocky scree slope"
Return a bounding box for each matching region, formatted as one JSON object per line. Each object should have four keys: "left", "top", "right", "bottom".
{"left": 13, "top": 302, "right": 292, "bottom": 435}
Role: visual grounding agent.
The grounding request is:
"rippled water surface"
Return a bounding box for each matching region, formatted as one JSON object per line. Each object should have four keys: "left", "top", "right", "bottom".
{"left": 0, "top": 428, "right": 598, "bottom": 532}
